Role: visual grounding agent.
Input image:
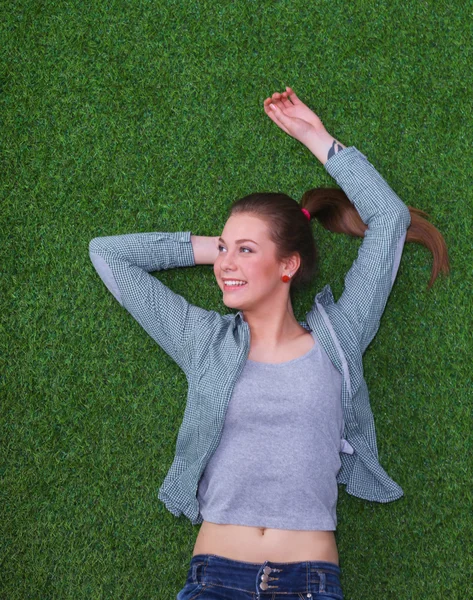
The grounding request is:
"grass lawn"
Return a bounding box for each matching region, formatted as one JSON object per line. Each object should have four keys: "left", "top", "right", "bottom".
{"left": 2, "top": 0, "right": 471, "bottom": 598}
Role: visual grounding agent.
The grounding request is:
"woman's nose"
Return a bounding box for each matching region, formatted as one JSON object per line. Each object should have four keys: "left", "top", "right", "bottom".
{"left": 220, "top": 249, "right": 237, "bottom": 270}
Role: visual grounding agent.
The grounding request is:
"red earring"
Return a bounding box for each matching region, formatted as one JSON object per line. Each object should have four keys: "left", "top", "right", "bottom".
{"left": 281, "top": 274, "right": 291, "bottom": 283}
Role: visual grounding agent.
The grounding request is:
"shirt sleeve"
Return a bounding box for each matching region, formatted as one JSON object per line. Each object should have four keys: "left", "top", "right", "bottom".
{"left": 324, "top": 147, "right": 411, "bottom": 354}
{"left": 89, "top": 230, "right": 211, "bottom": 374}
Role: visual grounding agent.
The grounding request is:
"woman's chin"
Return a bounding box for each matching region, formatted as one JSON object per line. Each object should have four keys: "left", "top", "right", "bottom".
{"left": 222, "top": 293, "right": 246, "bottom": 310}
{"left": 223, "top": 297, "right": 241, "bottom": 309}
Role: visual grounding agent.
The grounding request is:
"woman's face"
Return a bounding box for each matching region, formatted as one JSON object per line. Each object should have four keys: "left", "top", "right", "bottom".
{"left": 213, "top": 212, "right": 290, "bottom": 311}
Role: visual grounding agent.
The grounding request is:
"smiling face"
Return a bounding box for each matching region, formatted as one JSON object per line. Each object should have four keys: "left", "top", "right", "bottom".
{"left": 213, "top": 212, "right": 298, "bottom": 311}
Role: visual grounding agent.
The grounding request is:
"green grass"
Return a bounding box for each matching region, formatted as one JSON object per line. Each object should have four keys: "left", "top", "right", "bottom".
{"left": 2, "top": 0, "right": 472, "bottom": 598}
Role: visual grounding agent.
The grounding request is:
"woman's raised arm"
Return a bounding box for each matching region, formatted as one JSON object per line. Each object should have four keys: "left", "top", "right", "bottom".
{"left": 266, "top": 88, "right": 411, "bottom": 354}
{"left": 264, "top": 86, "right": 346, "bottom": 165}
{"left": 190, "top": 235, "right": 219, "bottom": 265}
{"left": 321, "top": 148, "right": 411, "bottom": 354}
{"left": 89, "top": 231, "right": 212, "bottom": 374}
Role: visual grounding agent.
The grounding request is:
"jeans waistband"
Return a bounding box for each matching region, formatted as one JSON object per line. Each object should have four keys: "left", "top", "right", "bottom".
{"left": 187, "top": 553, "right": 343, "bottom": 596}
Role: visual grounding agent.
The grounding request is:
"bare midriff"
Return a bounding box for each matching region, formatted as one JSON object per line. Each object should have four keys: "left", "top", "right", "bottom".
{"left": 192, "top": 521, "right": 339, "bottom": 565}
{"left": 193, "top": 330, "right": 339, "bottom": 565}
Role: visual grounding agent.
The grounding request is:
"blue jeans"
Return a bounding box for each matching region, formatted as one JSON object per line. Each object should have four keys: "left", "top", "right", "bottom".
{"left": 176, "top": 554, "right": 343, "bottom": 599}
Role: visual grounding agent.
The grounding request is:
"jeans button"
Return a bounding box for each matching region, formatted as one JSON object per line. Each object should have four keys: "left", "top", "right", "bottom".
{"left": 259, "top": 582, "right": 269, "bottom": 591}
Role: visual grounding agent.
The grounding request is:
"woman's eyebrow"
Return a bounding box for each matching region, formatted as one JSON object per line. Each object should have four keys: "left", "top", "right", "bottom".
{"left": 218, "top": 237, "right": 259, "bottom": 245}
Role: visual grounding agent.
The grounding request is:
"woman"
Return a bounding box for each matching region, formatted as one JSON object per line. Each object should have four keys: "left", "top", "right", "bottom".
{"left": 89, "top": 88, "right": 449, "bottom": 599}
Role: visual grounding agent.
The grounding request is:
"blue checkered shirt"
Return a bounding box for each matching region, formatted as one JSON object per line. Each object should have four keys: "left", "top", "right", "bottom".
{"left": 89, "top": 147, "right": 411, "bottom": 524}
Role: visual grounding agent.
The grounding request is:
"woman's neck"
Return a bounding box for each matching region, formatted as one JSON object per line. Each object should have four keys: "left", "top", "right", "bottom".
{"left": 241, "top": 299, "right": 307, "bottom": 350}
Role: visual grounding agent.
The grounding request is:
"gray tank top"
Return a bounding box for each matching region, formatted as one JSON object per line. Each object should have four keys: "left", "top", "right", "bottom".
{"left": 197, "top": 329, "right": 343, "bottom": 530}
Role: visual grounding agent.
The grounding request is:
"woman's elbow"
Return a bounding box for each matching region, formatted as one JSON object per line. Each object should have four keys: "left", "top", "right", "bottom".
{"left": 89, "top": 248, "right": 124, "bottom": 306}
{"left": 399, "top": 203, "right": 412, "bottom": 230}
{"left": 89, "top": 237, "right": 105, "bottom": 255}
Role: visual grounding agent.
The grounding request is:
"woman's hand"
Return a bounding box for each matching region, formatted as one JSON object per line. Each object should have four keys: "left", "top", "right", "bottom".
{"left": 263, "top": 87, "right": 345, "bottom": 164}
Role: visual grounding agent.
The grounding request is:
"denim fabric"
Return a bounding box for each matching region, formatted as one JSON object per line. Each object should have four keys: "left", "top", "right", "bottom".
{"left": 176, "top": 554, "right": 343, "bottom": 600}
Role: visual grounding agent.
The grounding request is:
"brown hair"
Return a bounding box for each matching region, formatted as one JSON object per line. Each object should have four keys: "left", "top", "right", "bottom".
{"left": 230, "top": 188, "right": 449, "bottom": 292}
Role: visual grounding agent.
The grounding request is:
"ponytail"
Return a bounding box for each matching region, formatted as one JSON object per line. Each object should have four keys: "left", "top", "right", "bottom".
{"left": 301, "top": 188, "right": 450, "bottom": 289}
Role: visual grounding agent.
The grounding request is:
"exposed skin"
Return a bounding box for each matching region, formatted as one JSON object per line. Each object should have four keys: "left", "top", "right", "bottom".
{"left": 213, "top": 213, "right": 307, "bottom": 361}
{"left": 263, "top": 86, "right": 345, "bottom": 165}
{"left": 192, "top": 87, "right": 345, "bottom": 564}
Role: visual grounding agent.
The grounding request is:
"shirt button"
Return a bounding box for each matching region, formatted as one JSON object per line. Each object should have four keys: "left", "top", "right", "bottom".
{"left": 307, "top": 595, "right": 312, "bottom": 598}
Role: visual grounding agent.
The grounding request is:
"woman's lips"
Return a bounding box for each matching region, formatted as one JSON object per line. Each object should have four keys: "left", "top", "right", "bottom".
{"left": 223, "top": 281, "right": 248, "bottom": 291}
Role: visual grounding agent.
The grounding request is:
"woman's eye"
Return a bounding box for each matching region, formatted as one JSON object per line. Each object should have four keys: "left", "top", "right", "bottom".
{"left": 217, "top": 245, "right": 251, "bottom": 253}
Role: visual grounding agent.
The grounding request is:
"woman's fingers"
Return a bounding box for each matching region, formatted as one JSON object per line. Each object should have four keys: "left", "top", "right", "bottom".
{"left": 263, "top": 97, "right": 290, "bottom": 135}
{"left": 269, "top": 101, "right": 286, "bottom": 121}
{"left": 263, "top": 97, "right": 276, "bottom": 114}
{"left": 271, "top": 92, "right": 286, "bottom": 111}
{"left": 280, "top": 91, "right": 294, "bottom": 110}
{"left": 267, "top": 88, "right": 296, "bottom": 105}
{"left": 285, "top": 86, "right": 301, "bottom": 104}
{"left": 264, "top": 88, "right": 323, "bottom": 145}
{"left": 268, "top": 91, "right": 292, "bottom": 117}
{"left": 267, "top": 102, "right": 292, "bottom": 135}
{"left": 269, "top": 87, "right": 299, "bottom": 111}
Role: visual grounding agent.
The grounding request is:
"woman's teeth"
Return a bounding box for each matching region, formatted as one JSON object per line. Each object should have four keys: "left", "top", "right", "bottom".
{"left": 224, "top": 280, "right": 247, "bottom": 287}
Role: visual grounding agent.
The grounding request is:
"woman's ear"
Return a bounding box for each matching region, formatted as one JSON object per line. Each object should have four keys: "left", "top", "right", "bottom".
{"left": 283, "top": 253, "right": 301, "bottom": 276}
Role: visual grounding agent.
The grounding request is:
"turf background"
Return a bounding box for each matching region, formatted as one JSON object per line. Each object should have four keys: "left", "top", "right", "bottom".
{"left": 2, "top": 1, "right": 472, "bottom": 598}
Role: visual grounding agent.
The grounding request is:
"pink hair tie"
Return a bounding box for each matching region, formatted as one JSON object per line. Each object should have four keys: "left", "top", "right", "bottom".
{"left": 301, "top": 208, "right": 311, "bottom": 221}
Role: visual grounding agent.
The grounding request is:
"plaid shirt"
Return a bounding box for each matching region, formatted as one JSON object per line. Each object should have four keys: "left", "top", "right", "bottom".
{"left": 89, "top": 147, "right": 411, "bottom": 525}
